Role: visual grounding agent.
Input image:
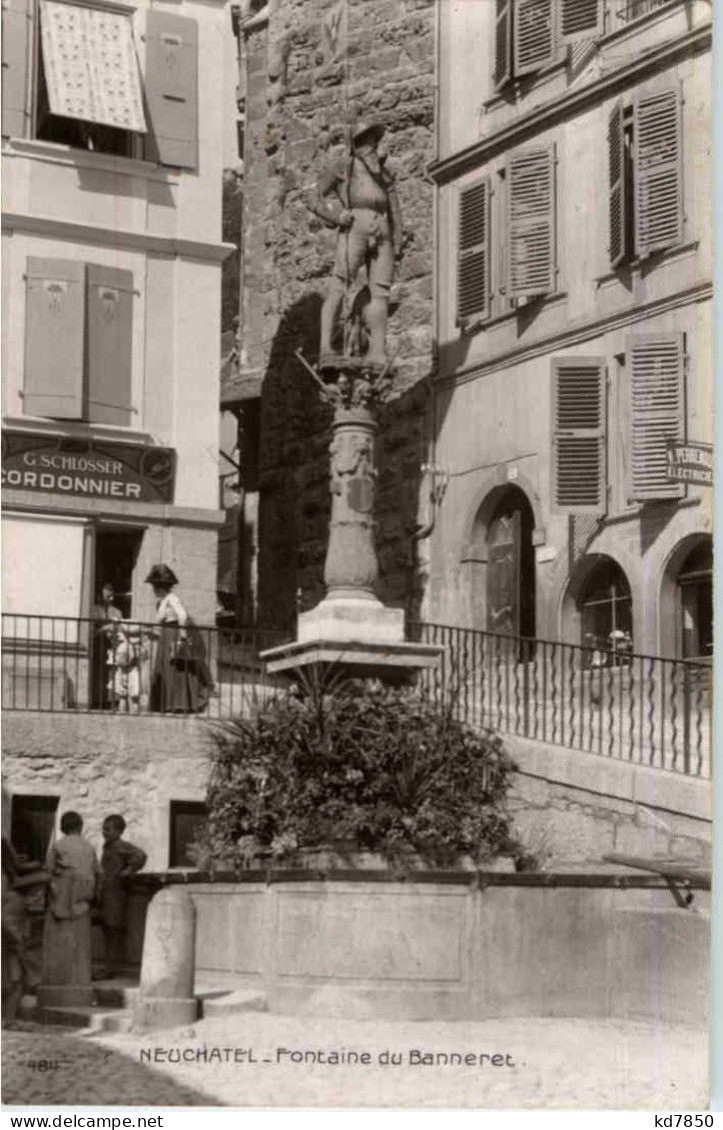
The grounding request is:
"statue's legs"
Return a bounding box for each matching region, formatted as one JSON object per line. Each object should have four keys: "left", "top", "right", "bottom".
{"left": 365, "top": 235, "right": 394, "bottom": 366}
{"left": 320, "top": 225, "right": 367, "bottom": 360}
{"left": 319, "top": 276, "right": 345, "bottom": 359}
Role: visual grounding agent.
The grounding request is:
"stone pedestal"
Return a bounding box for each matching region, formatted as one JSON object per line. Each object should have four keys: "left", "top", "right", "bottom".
{"left": 262, "top": 359, "right": 442, "bottom": 681}
{"left": 133, "top": 887, "right": 199, "bottom": 1030}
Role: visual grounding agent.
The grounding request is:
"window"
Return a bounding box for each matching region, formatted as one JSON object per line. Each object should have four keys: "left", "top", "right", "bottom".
{"left": 23, "top": 256, "right": 134, "bottom": 425}
{"left": 36, "top": 0, "right": 145, "bottom": 156}
{"left": 551, "top": 357, "right": 607, "bottom": 514}
{"left": 578, "top": 557, "right": 633, "bottom": 656}
{"left": 494, "top": 0, "right": 602, "bottom": 90}
{"left": 608, "top": 86, "right": 683, "bottom": 267}
{"left": 1, "top": 1, "right": 199, "bottom": 168}
{"left": 456, "top": 144, "right": 557, "bottom": 325}
{"left": 11, "top": 794, "right": 59, "bottom": 863}
{"left": 169, "top": 800, "right": 207, "bottom": 868}
{"left": 550, "top": 337, "right": 685, "bottom": 511}
{"left": 628, "top": 334, "right": 685, "bottom": 501}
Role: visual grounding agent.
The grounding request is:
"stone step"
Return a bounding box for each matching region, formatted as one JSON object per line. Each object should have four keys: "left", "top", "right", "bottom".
{"left": 20, "top": 982, "right": 267, "bottom": 1031}
{"left": 200, "top": 989, "right": 268, "bottom": 1018}
{"left": 92, "top": 980, "right": 140, "bottom": 1009}
{"left": 22, "top": 1000, "right": 132, "bottom": 1033}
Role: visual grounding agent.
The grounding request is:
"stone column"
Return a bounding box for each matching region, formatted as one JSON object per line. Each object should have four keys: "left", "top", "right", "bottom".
{"left": 324, "top": 399, "right": 378, "bottom": 600}
{"left": 297, "top": 364, "right": 404, "bottom": 645}
{"left": 134, "top": 887, "right": 199, "bottom": 1030}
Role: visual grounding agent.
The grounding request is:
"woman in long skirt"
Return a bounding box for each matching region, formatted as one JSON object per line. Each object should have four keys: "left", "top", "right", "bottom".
{"left": 145, "top": 564, "right": 210, "bottom": 713}
{"left": 42, "top": 812, "right": 99, "bottom": 1000}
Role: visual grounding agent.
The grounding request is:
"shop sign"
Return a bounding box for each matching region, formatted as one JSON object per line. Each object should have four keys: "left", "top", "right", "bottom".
{"left": 665, "top": 441, "right": 713, "bottom": 487}
{"left": 1, "top": 430, "right": 176, "bottom": 503}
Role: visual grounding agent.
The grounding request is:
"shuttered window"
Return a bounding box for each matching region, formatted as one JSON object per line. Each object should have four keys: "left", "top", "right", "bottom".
{"left": 608, "top": 101, "right": 627, "bottom": 268}
{"left": 507, "top": 145, "right": 556, "bottom": 299}
{"left": 39, "top": 0, "right": 146, "bottom": 132}
{"left": 494, "top": 0, "right": 512, "bottom": 89}
{"left": 457, "top": 178, "right": 490, "bottom": 323}
{"left": 552, "top": 358, "right": 607, "bottom": 514}
{"left": 1, "top": 0, "right": 33, "bottom": 137}
{"left": 24, "top": 258, "right": 85, "bottom": 420}
{"left": 633, "top": 87, "right": 683, "bottom": 258}
{"left": 87, "top": 265, "right": 134, "bottom": 426}
{"left": 560, "top": 0, "right": 602, "bottom": 43}
{"left": 144, "top": 10, "right": 198, "bottom": 169}
{"left": 23, "top": 257, "right": 135, "bottom": 424}
{"left": 629, "top": 335, "right": 685, "bottom": 500}
{"left": 514, "top": 0, "right": 555, "bottom": 77}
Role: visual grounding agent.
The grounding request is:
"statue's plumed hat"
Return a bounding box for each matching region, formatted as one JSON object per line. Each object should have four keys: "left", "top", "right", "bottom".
{"left": 351, "top": 117, "right": 384, "bottom": 144}
{"left": 144, "top": 563, "right": 179, "bottom": 587}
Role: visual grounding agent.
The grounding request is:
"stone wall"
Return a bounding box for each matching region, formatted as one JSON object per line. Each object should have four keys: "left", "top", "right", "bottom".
{"left": 2, "top": 713, "right": 213, "bottom": 870}
{"left": 221, "top": 169, "right": 243, "bottom": 336}
{"left": 239, "top": 0, "right": 435, "bottom": 628}
{"left": 507, "top": 735, "right": 711, "bottom": 865}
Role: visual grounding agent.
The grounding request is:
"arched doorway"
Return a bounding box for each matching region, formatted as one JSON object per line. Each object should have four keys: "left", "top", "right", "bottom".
{"left": 659, "top": 533, "right": 713, "bottom": 659}
{"left": 485, "top": 487, "right": 536, "bottom": 638}
{"left": 677, "top": 541, "right": 712, "bottom": 659}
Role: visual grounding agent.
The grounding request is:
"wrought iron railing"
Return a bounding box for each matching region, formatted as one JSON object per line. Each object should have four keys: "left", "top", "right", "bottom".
{"left": 409, "top": 623, "right": 711, "bottom": 779}
{"left": 2, "top": 613, "right": 711, "bottom": 779}
{"left": 1, "top": 614, "right": 289, "bottom": 720}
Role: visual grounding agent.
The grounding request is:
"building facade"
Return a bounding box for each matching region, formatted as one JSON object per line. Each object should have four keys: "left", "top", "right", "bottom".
{"left": 1, "top": 0, "right": 232, "bottom": 864}
{"left": 2, "top": 0, "right": 231, "bottom": 643}
{"left": 428, "top": 0, "right": 713, "bottom": 661}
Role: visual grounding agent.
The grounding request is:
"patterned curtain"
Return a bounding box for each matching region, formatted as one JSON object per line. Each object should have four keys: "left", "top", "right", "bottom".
{"left": 40, "top": 0, "right": 146, "bottom": 132}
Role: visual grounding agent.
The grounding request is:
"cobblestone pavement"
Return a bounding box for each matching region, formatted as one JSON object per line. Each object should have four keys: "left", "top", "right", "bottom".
{"left": 2, "top": 1013, "right": 707, "bottom": 1109}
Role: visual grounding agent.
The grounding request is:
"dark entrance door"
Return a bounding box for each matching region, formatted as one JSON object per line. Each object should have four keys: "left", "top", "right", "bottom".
{"left": 94, "top": 527, "right": 142, "bottom": 619}
{"left": 487, "top": 510, "right": 520, "bottom": 637}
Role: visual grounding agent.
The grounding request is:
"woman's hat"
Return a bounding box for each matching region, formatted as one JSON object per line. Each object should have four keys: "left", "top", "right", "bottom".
{"left": 144, "top": 563, "right": 179, "bottom": 587}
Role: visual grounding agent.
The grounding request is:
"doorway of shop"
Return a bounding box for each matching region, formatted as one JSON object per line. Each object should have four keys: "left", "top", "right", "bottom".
{"left": 93, "top": 527, "right": 142, "bottom": 619}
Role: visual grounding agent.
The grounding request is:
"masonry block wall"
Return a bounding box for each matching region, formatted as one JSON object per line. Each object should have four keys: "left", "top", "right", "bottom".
{"left": 3, "top": 714, "right": 213, "bottom": 871}
{"left": 239, "top": 0, "right": 435, "bottom": 628}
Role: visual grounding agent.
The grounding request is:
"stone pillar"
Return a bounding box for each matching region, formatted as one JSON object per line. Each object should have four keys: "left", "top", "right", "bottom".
{"left": 134, "top": 887, "right": 199, "bottom": 1030}
{"left": 261, "top": 361, "right": 444, "bottom": 678}
{"left": 324, "top": 400, "right": 378, "bottom": 600}
{"left": 297, "top": 364, "right": 404, "bottom": 645}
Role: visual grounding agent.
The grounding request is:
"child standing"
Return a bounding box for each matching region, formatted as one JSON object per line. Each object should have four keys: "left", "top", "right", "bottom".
{"left": 97, "top": 815, "right": 147, "bottom": 979}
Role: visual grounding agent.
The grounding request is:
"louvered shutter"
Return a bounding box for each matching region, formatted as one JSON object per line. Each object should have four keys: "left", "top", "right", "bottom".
{"left": 144, "top": 10, "right": 198, "bottom": 169}
{"left": 514, "top": 0, "right": 555, "bottom": 78}
{"left": 24, "top": 259, "right": 85, "bottom": 420}
{"left": 634, "top": 87, "right": 683, "bottom": 257}
{"left": 86, "top": 265, "right": 134, "bottom": 427}
{"left": 629, "top": 335, "right": 685, "bottom": 500}
{"left": 507, "top": 145, "right": 555, "bottom": 298}
{"left": 2, "top": 0, "right": 33, "bottom": 138}
{"left": 456, "top": 178, "right": 490, "bottom": 323}
{"left": 608, "top": 100, "right": 626, "bottom": 268}
{"left": 494, "top": 0, "right": 512, "bottom": 89}
{"left": 560, "top": 0, "right": 602, "bottom": 44}
{"left": 552, "top": 358, "right": 607, "bottom": 514}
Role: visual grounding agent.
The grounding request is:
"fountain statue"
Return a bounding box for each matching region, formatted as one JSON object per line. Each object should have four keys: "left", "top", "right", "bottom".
{"left": 262, "top": 117, "right": 441, "bottom": 681}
